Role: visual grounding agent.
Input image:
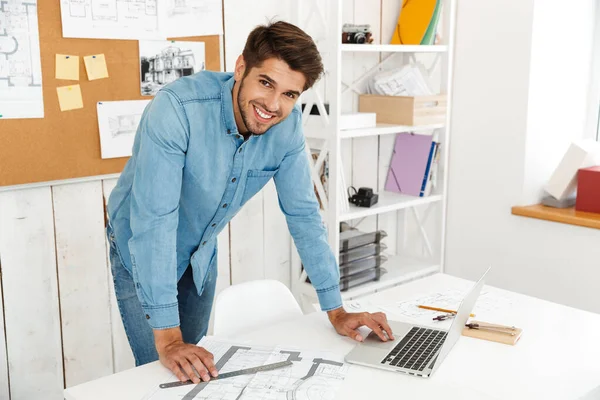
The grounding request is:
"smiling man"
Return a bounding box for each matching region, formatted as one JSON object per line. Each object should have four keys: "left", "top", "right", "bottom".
{"left": 106, "top": 21, "right": 393, "bottom": 383}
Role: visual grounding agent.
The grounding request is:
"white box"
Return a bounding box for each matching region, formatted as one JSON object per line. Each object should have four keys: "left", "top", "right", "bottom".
{"left": 545, "top": 140, "right": 600, "bottom": 201}
{"left": 339, "top": 112, "right": 377, "bottom": 130}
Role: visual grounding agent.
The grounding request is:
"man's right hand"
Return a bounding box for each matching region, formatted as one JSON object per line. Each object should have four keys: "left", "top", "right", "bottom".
{"left": 154, "top": 327, "right": 218, "bottom": 383}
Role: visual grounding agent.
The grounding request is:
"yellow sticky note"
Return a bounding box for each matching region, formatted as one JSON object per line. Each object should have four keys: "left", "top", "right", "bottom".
{"left": 56, "top": 54, "right": 79, "bottom": 80}
{"left": 57, "top": 84, "right": 84, "bottom": 111}
{"left": 84, "top": 54, "right": 109, "bottom": 80}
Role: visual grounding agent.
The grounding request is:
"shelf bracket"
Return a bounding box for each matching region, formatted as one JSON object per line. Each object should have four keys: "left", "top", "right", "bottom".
{"left": 409, "top": 205, "right": 434, "bottom": 257}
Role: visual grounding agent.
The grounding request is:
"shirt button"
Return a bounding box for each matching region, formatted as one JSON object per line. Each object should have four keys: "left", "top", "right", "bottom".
{"left": 222, "top": 203, "right": 228, "bottom": 208}
{"left": 202, "top": 241, "right": 207, "bottom": 245}
{"left": 238, "top": 148, "right": 243, "bottom": 153}
{"left": 145, "top": 314, "right": 150, "bottom": 320}
{"left": 227, "top": 129, "right": 231, "bottom": 134}
{"left": 211, "top": 223, "right": 216, "bottom": 227}
{"left": 231, "top": 177, "right": 237, "bottom": 183}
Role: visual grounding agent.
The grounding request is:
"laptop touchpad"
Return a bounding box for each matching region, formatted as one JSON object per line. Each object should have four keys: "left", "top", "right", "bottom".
{"left": 362, "top": 331, "right": 398, "bottom": 349}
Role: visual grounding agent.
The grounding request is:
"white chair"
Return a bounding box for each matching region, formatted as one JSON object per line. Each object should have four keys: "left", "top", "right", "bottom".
{"left": 213, "top": 279, "right": 303, "bottom": 336}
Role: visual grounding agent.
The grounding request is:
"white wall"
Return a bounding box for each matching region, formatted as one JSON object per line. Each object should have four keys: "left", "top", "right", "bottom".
{"left": 446, "top": 0, "right": 600, "bottom": 314}
{"left": 223, "top": 0, "right": 294, "bottom": 71}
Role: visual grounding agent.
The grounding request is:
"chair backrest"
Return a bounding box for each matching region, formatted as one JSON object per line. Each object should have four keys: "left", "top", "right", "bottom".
{"left": 213, "top": 279, "right": 302, "bottom": 337}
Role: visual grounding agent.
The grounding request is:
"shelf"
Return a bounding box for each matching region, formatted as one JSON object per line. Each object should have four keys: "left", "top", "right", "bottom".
{"left": 512, "top": 204, "right": 600, "bottom": 230}
{"left": 340, "top": 123, "right": 444, "bottom": 139}
{"left": 340, "top": 192, "right": 443, "bottom": 221}
{"left": 300, "top": 255, "right": 440, "bottom": 301}
{"left": 341, "top": 44, "right": 448, "bottom": 53}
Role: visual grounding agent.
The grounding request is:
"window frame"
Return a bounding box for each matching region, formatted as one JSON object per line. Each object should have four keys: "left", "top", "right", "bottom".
{"left": 589, "top": 2, "right": 600, "bottom": 141}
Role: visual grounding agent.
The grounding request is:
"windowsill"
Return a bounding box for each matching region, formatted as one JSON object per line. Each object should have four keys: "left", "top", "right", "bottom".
{"left": 511, "top": 204, "right": 600, "bottom": 230}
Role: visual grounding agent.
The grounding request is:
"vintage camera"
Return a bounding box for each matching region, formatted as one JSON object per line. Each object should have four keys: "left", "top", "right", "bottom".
{"left": 341, "top": 23, "right": 373, "bottom": 44}
{"left": 348, "top": 187, "right": 379, "bottom": 208}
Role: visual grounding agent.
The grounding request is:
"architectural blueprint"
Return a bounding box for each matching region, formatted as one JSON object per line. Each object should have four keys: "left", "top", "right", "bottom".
{"left": 60, "top": 0, "right": 223, "bottom": 40}
{"left": 160, "top": 0, "right": 223, "bottom": 37}
{"left": 0, "top": 0, "right": 44, "bottom": 119}
{"left": 380, "top": 289, "right": 515, "bottom": 326}
{"left": 143, "top": 337, "right": 349, "bottom": 400}
{"left": 96, "top": 100, "right": 150, "bottom": 158}
{"left": 60, "top": 0, "right": 161, "bottom": 40}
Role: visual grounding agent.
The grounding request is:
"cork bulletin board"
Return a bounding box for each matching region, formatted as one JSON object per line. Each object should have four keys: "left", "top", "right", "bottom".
{"left": 0, "top": 1, "right": 222, "bottom": 187}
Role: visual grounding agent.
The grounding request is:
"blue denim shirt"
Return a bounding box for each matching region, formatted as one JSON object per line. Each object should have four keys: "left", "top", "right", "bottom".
{"left": 107, "top": 71, "right": 342, "bottom": 329}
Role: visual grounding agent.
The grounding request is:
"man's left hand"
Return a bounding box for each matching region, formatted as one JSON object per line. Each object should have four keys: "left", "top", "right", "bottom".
{"left": 327, "top": 307, "right": 394, "bottom": 342}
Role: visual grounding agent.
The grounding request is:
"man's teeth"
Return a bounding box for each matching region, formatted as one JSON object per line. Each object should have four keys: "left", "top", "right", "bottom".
{"left": 255, "top": 106, "right": 273, "bottom": 119}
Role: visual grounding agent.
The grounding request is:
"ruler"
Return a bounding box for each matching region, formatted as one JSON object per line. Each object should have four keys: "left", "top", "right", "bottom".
{"left": 159, "top": 360, "right": 293, "bottom": 389}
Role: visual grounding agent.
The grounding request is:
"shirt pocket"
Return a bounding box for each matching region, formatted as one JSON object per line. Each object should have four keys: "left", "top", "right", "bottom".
{"left": 240, "top": 169, "right": 279, "bottom": 206}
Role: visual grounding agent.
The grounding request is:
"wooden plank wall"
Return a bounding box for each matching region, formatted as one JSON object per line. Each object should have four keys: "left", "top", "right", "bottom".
{"left": 0, "top": 175, "right": 291, "bottom": 399}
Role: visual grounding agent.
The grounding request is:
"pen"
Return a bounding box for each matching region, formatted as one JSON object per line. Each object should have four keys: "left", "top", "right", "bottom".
{"left": 418, "top": 305, "right": 475, "bottom": 317}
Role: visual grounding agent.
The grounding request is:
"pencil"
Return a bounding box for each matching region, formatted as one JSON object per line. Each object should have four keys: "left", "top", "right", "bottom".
{"left": 418, "top": 305, "right": 476, "bottom": 317}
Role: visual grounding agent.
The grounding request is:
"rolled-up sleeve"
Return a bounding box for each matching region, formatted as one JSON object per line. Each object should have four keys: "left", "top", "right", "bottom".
{"left": 128, "top": 89, "right": 189, "bottom": 329}
{"left": 273, "top": 115, "right": 342, "bottom": 312}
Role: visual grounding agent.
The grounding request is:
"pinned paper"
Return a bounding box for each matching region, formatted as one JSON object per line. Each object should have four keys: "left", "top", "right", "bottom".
{"left": 57, "top": 84, "right": 84, "bottom": 111}
{"left": 55, "top": 54, "right": 79, "bottom": 80}
{"left": 84, "top": 54, "right": 109, "bottom": 80}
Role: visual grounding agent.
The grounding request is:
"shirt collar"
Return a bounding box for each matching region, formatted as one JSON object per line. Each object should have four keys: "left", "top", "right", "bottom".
{"left": 221, "top": 74, "right": 239, "bottom": 135}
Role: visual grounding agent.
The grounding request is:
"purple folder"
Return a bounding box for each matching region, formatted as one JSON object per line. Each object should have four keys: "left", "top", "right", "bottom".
{"left": 385, "top": 133, "right": 434, "bottom": 196}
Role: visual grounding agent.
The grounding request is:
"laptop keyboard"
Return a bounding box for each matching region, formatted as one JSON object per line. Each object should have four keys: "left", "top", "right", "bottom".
{"left": 381, "top": 327, "right": 447, "bottom": 372}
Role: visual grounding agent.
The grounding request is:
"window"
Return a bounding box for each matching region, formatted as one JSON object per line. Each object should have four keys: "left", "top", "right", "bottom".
{"left": 591, "top": 2, "right": 600, "bottom": 141}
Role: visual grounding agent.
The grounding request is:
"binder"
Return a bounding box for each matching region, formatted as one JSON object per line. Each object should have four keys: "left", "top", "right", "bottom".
{"left": 385, "top": 133, "right": 434, "bottom": 197}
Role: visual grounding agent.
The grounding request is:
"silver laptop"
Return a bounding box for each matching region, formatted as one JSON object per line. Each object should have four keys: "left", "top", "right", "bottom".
{"left": 345, "top": 267, "right": 490, "bottom": 378}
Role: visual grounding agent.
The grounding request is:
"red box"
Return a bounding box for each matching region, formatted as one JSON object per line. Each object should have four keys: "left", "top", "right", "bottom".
{"left": 576, "top": 166, "right": 600, "bottom": 213}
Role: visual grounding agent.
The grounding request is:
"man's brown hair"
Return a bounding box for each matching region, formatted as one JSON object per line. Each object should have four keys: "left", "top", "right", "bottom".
{"left": 242, "top": 21, "right": 323, "bottom": 91}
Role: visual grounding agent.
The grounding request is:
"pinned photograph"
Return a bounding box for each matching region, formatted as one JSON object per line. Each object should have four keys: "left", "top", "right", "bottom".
{"left": 139, "top": 40, "right": 206, "bottom": 96}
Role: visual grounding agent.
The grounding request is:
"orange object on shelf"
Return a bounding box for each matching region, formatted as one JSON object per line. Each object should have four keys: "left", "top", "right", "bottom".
{"left": 391, "top": 0, "right": 437, "bottom": 45}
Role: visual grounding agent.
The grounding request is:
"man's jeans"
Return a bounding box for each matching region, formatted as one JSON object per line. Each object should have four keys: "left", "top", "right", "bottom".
{"left": 107, "top": 224, "right": 217, "bottom": 366}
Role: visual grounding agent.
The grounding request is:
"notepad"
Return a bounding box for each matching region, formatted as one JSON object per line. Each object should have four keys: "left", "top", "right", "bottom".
{"left": 55, "top": 54, "right": 79, "bottom": 80}
{"left": 84, "top": 54, "right": 109, "bottom": 80}
{"left": 57, "top": 84, "right": 84, "bottom": 111}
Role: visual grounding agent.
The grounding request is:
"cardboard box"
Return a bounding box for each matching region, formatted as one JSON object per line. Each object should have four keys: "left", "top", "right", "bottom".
{"left": 575, "top": 166, "right": 600, "bottom": 214}
{"left": 358, "top": 94, "right": 447, "bottom": 126}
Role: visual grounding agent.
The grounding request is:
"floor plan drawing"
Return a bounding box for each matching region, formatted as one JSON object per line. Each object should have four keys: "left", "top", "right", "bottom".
{"left": 239, "top": 348, "right": 348, "bottom": 400}
{"left": 160, "top": 0, "right": 223, "bottom": 37}
{"left": 60, "top": 0, "right": 160, "bottom": 40}
{"left": 0, "top": 0, "right": 44, "bottom": 119}
{"left": 143, "top": 338, "right": 349, "bottom": 400}
{"left": 380, "top": 288, "right": 516, "bottom": 326}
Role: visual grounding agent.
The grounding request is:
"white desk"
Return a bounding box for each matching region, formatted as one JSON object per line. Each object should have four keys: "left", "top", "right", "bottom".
{"left": 64, "top": 273, "right": 600, "bottom": 400}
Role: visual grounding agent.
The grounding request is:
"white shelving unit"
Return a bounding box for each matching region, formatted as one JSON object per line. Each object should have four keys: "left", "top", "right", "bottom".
{"left": 340, "top": 193, "right": 444, "bottom": 222}
{"left": 341, "top": 44, "right": 449, "bottom": 53}
{"left": 340, "top": 123, "right": 445, "bottom": 139}
{"left": 291, "top": 1, "right": 457, "bottom": 307}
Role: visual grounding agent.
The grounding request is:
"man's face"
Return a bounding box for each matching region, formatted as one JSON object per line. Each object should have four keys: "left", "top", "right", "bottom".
{"left": 233, "top": 56, "right": 306, "bottom": 135}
